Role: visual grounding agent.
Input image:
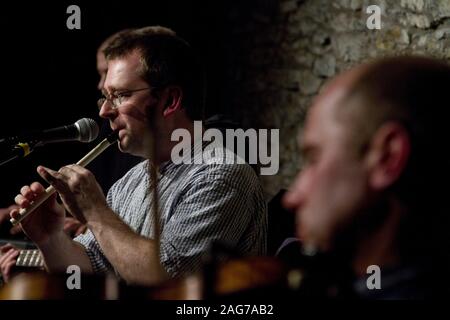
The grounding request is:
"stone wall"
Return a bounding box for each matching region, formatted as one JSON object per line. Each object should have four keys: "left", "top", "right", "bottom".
{"left": 224, "top": 0, "right": 450, "bottom": 198}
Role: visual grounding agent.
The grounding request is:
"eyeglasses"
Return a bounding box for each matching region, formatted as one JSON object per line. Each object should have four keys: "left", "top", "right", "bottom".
{"left": 97, "top": 87, "right": 152, "bottom": 110}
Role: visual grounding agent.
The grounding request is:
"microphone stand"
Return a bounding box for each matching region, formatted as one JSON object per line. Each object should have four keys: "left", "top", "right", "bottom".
{"left": 0, "top": 141, "right": 36, "bottom": 167}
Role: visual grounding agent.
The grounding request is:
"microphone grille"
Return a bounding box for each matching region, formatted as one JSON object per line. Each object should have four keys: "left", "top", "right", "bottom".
{"left": 75, "top": 118, "right": 99, "bottom": 142}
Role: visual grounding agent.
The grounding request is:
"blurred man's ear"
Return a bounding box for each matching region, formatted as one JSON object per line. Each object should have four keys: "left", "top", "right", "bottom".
{"left": 162, "top": 86, "right": 183, "bottom": 117}
{"left": 365, "top": 122, "right": 411, "bottom": 191}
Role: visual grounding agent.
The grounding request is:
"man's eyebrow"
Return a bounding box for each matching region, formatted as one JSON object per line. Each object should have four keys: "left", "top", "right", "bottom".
{"left": 101, "top": 87, "right": 119, "bottom": 95}
{"left": 113, "top": 87, "right": 134, "bottom": 94}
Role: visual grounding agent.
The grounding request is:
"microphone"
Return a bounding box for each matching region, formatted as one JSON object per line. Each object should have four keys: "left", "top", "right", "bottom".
{"left": 1, "top": 118, "right": 99, "bottom": 146}
{"left": 0, "top": 118, "right": 99, "bottom": 166}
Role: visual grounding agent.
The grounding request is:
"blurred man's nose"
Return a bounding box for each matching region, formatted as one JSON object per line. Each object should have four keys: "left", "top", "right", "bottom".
{"left": 282, "top": 175, "right": 305, "bottom": 211}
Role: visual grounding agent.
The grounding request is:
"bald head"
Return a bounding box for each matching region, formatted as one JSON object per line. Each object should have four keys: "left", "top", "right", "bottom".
{"left": 312, "top": 57, "right": 449, "bottom": 160}
{"left": 325, "top": 57, "right": 450, "bottom": 203}
{"left": 285, "top": 56, "right": 450, "bottom": 262}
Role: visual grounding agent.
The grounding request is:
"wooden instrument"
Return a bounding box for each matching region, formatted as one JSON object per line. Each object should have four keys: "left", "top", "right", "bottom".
{"left": 0, "top": 271, "right": 117, "bottom": 300}
{"left": 0, "top": 257, "right": 294, "bottom": 300}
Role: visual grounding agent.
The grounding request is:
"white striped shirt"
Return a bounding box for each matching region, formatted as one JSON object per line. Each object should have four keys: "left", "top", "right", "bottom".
{"left": 74, "top": 144, "right": 267, "bottom": 277}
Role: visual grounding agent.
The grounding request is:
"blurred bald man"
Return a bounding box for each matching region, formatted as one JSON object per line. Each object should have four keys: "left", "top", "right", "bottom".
{"left": 284, "top": 56, "right": 450, "bottom": 299}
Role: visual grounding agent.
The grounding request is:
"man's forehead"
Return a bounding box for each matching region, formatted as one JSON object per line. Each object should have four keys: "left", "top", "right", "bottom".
{"left": 303, "top": 85, "right": 346, "bottom": 135}
{"left": 104, "top": 52, "right": 144, "bottom": 89}
{"left": 320, "top": 63, "right": 370, "bottom": 99}
{"left": 316, "top": 65, "right": 366, "bottom": 104}
{"left": 299, "top": 67, "right": 367, "bottom": 147}
{"left": 107, "top": 55, "right": 141, "bottom": 75}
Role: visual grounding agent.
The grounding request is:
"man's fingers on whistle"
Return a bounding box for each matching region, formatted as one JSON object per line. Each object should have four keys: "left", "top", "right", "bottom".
{"left": 68, "top": 164, "right": 89, "bottom": 176}
{"left": 60, "top": 167, "right": 80, "bottom": 185}
{"left": 30, "top": 182, "right": 45, "bottom": 194}
{"left": 14, "top": 194, "right": 29, "bottom": 208}
{"left": 10, "top": 209, "right": 21, "bottom": 221}
{"left": 37, "top": 166, "right": 58, "bottom": 184}
{"left": 20, "top": 185, "right": 34, "bottom": 198}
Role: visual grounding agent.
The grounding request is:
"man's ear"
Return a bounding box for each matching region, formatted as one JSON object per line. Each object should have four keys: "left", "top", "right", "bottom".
{"left": 365, "top": 122, "right": 411, "bottom": 191}
{"left": 162, "top": 86, "right": 183, "bottom": 117}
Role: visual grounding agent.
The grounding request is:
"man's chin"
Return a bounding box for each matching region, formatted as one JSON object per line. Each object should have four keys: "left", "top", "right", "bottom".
{"left": 299, "top": 228, "right": 333, "bottom": 256}
{"left": 118, "top": 140, "right": 142, "bottom": 157}
{"left": 117, "top": 139, "right": 130, "bottom": 153}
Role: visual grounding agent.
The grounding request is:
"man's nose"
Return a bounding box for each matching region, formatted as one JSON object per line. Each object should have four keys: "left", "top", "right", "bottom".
{"left": 282, "top": 176, "right": 305, "bottom": 211}
{"left": 99, "top": 102, "right": 116, "bottom": 120}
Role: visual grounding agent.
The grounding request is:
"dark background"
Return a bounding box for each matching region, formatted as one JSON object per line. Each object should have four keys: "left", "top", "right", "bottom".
{"left": 0, "top": 0, "right": 259, "bottom": 206}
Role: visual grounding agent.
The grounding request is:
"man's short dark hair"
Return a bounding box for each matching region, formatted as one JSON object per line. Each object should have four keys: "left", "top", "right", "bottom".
{"left": 104, "top": 26, "right": 204, "bottom": 120}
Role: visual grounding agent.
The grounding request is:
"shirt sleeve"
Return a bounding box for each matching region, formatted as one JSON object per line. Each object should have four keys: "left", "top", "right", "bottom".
{"left": 73, "top": 183, "right": 117, "bottom": 274}
{"left": 73, "top": 229, "right": 112, "bottom": 274}
{"left": 159, "top": 164, "right": 258, "bottom": 277}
